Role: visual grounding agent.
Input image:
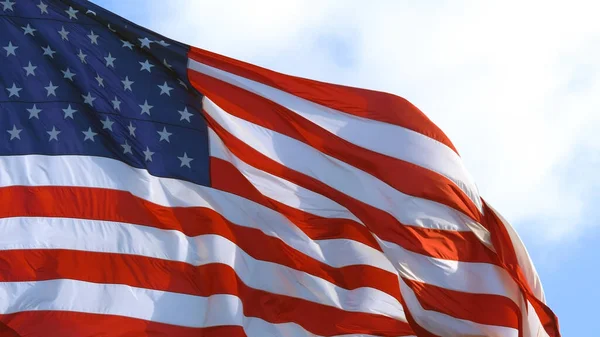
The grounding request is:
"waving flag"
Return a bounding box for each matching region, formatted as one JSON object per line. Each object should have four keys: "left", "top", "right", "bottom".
{"left": 0, "top": 1, "right": 560, "bottom": 336}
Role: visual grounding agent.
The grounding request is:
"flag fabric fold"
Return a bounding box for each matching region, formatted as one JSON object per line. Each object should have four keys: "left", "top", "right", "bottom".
{"left": 0, "top": 1, "right": 560, "bottom": 336}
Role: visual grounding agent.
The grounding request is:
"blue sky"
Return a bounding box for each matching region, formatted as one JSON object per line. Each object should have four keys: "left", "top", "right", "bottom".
{"left": 92, "top": 1, "right": 594, "bottom": 335}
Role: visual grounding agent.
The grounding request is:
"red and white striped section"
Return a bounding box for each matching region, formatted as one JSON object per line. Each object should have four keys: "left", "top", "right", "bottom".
{"left": 187, "top": 47, "right": 561, "bottom": 337}
{"left": 0, "top": 154, "right": 413, "bottom": 336}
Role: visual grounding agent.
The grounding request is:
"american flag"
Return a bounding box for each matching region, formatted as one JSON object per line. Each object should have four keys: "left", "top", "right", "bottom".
{"left": 0, "top": 0, "right": 560, "bottom": 336}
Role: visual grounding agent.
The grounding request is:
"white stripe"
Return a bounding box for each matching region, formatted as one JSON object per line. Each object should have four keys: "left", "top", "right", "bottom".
{"left": 524, "top": 300, "right": 551, "bottom": 337}
{"left": 398, "top": 277, "right": 518, "bottom": 337}
{"left": 209, "top": 127, "right": 364, "bottom": 225}
{"left": 0, "top": 279, "right": 240, "bottom": 327}
{"left": 0, "top": 216, "right": 405, "bottom": 321}
{"left": 188, "top": 58, "right": 482, "bottom": 212}
{"left": 0, "top": 154, "right": 395, "bottom": 274}
{"left": 377, "top": 237, "right": 520, "bottom": 304}
{"left": 203, "top": 97, "right": 486, "bottom": 236}
{"left": 0, "top": 279, "right": 386, "bottom": 337}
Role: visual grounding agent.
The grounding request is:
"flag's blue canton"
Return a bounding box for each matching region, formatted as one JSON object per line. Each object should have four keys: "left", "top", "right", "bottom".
{"left": 0, "top": 0, "right": 210, "bottom": 186}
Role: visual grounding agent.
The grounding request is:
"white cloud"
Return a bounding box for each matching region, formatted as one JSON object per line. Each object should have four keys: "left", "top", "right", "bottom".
{"left": 101, "top": 0, "right": 600, "bottom": 242}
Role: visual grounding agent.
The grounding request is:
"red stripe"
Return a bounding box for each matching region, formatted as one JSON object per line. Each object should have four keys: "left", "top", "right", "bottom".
{"left": 0, "top": 321, "right": 20, "bottom": 337}
{"left": 211, "top": 157, "right": 382, "bottom": 251}
{"left": 189, "top": 70, "right": 480, "bottom": 222}
{"left": 0, "top": 250, "right": 412, "bottom": 337}
{"left": 0, "top": 311, "right": 246, "bottom": 337}
{"left": 188, "top": 47, "right": 458, "bottom": 154}
{"left": 204, "top": 113, "right": 498, "bottom": 265}
{"left": 403, "top": 278, "right": 520, "bottom": 329}
{"left": 0, "top": 185, "right": 399, "bottom": 300}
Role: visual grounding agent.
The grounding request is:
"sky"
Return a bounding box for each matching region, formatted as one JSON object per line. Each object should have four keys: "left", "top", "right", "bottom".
{"left": 92, "top": 1, "right": 594, "bottom": 335}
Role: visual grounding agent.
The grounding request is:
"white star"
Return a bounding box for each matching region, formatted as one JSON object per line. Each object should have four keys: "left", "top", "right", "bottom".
{"left": 143, "top": 146, "right": 154, "bottom": 162}
{"left": 163, "top": 59, "right": 173, "bottom": 70}
{"left": 37, "top": 1, "right": 48, "bottom": 14}
{"left": 157, "top": 82, "right": 173, "bottom": 96}
{"left": 95, "top": 74, "right": 104, "bottom": 87}
{"left": 86, "top": 10, "right": 97, "bottom": 16}
{"left": 178, "top": 107, "right": 193, "bottom": 122}
{"left": 139, "top": 100, "right": 153, "bottom": 115}
{"left": 3, "top": 41, "right": 18, "bottom": 56}
{"left": 156, "top": 40, "right": 170, "bottom": 47}
{"left": 121, "top": 141, "right": 133, "bottom": 154}
{"left": 22, "top": 24, "right": 37, "bottom": 36}
{"left": 157, "top": 127, "right": 172, "bottom": 142}
{"left": 107, "top": 24, "right": 117, "bottom": 32}
{"left": 178, "top": 79, "right": 188, "bottom": 89}
{"left": 47, "top": 126, "right": 61, "bottom": 141}
{"left": 82, "top": 127, "right": 97, "bottom": 142}
{"left": 44, "top": 81, "right": 58, "bottom": 97}
{"left": 138, "top": 37, "right": 152, "bottom": 49}
{"left": 42, "top": 45, "right": 56, "bottom": 58}
{"left": 65, "top": 6, "right": 78, "bottom": 20}
{"left": 27, "top": 104, "right": 41, "bottom": 119}
{"left": 7, "top": 125, "right": 22, "bottom": 140}
{"left": 6, "top": 83, "right": 22, "bottom": 98}
{"left": 77, "top": 49, "right": 87, "bottom": 63}
{"left": 1, "top": 0, "right": 15, "bottom": 12}
{"left": 23, "top": 62, "right": 37, "bottom": 76}
{"left": 122, "top": 76, "right": 134, "bottom": 91}
{"left": 58, "top": 26, "right": 70, "bottom": 40}
{"left": 101, "top": 117, "right": 114, "bottom": 131}
{"left": 87, "top": 30, "right": 99, "bottom": 45}
{"left": 62, "top": 104, "right": 77, "bottom": 119}
{"left": 127, "top": 122, "right": 136, "bottom": 137}
{"left": 62, "top": 68, "right": 75, "bottom": 81}
{"left": 112, "top": 96, "right": 122, "bottom": 111}
{"left": 178, "top": 152, "right": 193, "bottom": 168}
{"left": 104, "top": 53, "right": 116, "bottom": 68}
{"left": 82, "top": 92, "right": 96, "bottom": 106}
{"left": 139, "top": 60, "right": 154, "bottom": 72}
{"left": 121, "top": 40, "right": 133, "bottom": 49}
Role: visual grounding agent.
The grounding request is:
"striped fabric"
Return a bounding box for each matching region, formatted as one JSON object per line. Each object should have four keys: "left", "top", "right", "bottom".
{"left": 0, "top": 1, "right": 560, "bottom": 336}
{"left": 186, "top": 48, "right": 561, "bottom": 337}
